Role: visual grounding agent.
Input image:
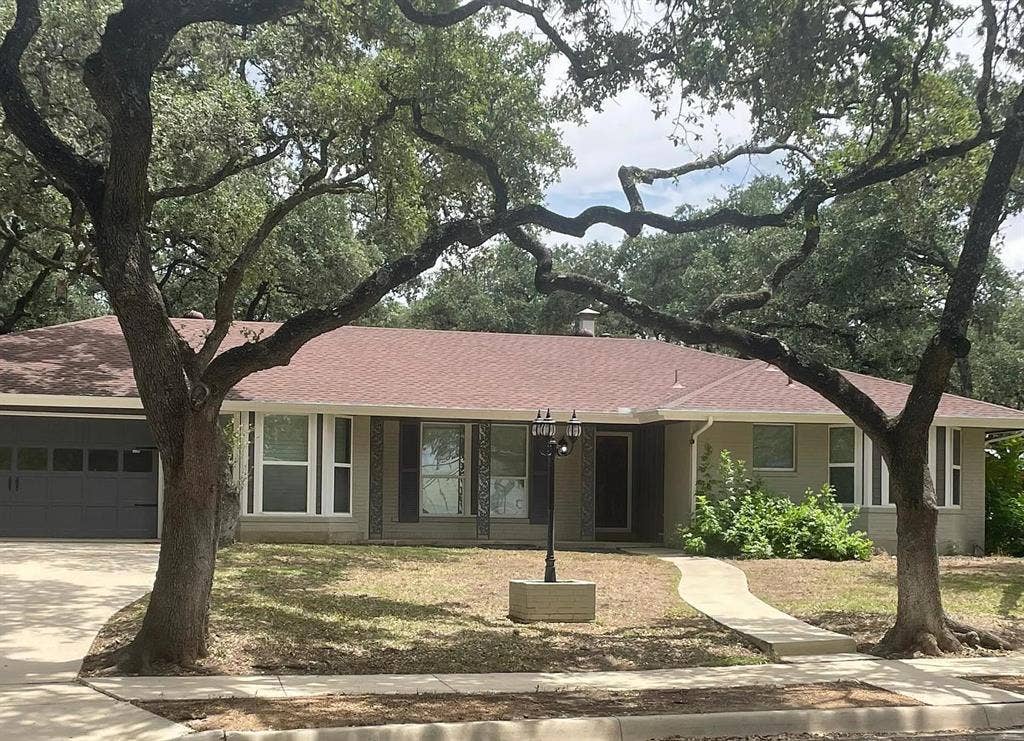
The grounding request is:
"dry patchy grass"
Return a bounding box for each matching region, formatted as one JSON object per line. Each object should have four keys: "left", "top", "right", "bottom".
{"left": 142, "top": 682, "right": 915, "bottom": 732}
{"left": 85, "top": 544, "right": 763, "bottom": 676}
{"left": 733, "top": 556, "right": 1024, "bottom": 650}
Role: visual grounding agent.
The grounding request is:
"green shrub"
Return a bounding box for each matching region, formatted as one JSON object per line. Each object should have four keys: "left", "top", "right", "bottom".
{"left": 986, "top": 437, "right": 1024, "bottom": 556}
{"left": 673, "top": 448, "right": 873, "bottom": 561}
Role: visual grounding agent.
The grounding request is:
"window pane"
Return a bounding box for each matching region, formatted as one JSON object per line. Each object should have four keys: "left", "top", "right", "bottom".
{"left": 829, "top": 427, "right": 855, "bottom": 464}
{"left": 421, "top": 425, "right": 464, "bottom": 476}
{"left": 333, "top": 467, "right": 351, "bottom": 514}
{"left": 829, "top": 467, "right": 855, "bottom": 504}
{"left": 491, "top": 426, "right": 527, "bottom": 477}
{"left": 952, "top": 429, "right": 961, "bottom": 466}
{"left": 335, "top": 418, "right": 351, "bottom": 465}
{"left": 88, "top": 449, "right": 119, "bottom": 472}
{"left": 952, "top": 468, "right": 961, "bottom": 506}
{"left": 262, "top": 465, "right": 307, "bottom": 512}
{"left": 0, "top": 447, "right": 11, "bottom": 471}
{"left": 53, "top": 448, "right": 84, "bottom": 472}
{"left": 422, "top": 476, "right": 463, "bottom": 515}
{"left": 752, "top": 426, "right": 794, "bottom": 469}
{"left": 263, "top": 415, "right": 308, "bottom": 462}
{"left": 490, "top": 478, "right": 528, "bottom": 517}
{"left": 17, "top": 448, "right": 48, "bottom": 471}
{"left": 124, "top": 449, "right": 154, "bottom": 473}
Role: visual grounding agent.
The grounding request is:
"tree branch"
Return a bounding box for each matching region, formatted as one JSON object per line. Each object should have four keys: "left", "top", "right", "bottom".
{"left": 192, "top": 169, "right": 367, "bottom": 373}
{"left": 202, "top": 213, "right": 506, "bottom": 394}
{"left": 505, "top": 226, "right": 892, "bottom": 437}
{"left": 406, "top": 99, "right": 508, "bottom": 214}
{"left": 897, "top": 85, "right": 1024, "bottom": 438}
{"left": 618, "top": 143, "right": 815, "bottom": 213}
{"left": 701, "top": 199, "right": 822, "bottom": 321}
{"left": 0, "top": 0, "right": 103, "bottom": 211}
{"left": 150, "top": 140, "right": 289, "bottom": 203}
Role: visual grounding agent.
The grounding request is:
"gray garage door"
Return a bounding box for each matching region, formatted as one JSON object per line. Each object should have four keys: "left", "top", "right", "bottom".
{"left": 0, "top": 416, "right": 158, "bottom": 538}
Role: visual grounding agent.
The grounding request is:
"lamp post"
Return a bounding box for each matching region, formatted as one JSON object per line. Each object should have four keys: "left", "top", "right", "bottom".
{"left": 531, "top": 408, "right": 583, "bottom": 583}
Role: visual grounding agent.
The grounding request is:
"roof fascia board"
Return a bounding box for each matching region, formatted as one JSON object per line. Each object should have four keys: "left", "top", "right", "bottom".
{"left": 3, "top": 393, "right": 1022, "bottom": 429}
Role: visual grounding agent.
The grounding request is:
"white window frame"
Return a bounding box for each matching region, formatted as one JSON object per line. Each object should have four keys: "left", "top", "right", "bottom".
{"left": 864, "top": 425, "right": 956, "bottom": 510}
{"left": 219, "top": 412, "right": 245, "bottom": 509}
{"left": 827, "top": 425, "right": 861, "bottom": 505}
{"left": 862, "top": 432, "right": 893, "bottom": 508}
{"left": 752, "top": 423, "right": 796, "bottom": 472}
{"left": 253, "top": 412, "right": 316, "bottom": 516}
{"left": 419, "top": 421, "right": 472, "bottom": 518}
{"left": 945, "top": 426, "right": 963, "bottom": 509}
{"left": 489, "top": 423, "right": 530, "bottom": 519}
{"left": 322, "top": 415, "right": 354, "bottom": 517}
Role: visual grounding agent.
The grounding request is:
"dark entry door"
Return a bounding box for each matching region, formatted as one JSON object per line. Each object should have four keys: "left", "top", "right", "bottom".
{"left": 595, "top": 432, "right": 631, "bottom": 530}
{"left": 0, "top": 416, "right": 159, "bottom": 538}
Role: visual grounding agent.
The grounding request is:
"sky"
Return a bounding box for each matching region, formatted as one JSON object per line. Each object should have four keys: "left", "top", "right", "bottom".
{"left": 538, "top": 35, "right": 1024, "bottom": 275}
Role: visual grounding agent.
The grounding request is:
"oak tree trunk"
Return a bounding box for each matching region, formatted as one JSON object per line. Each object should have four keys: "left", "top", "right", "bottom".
{"left": 875, "top": 444, "right": 1011, "bottom": 656}
{"left": 876, "top": 456, "right": 959, "bottom": 656}
{"left": 118, "top": 411, "right": 222, "bottom": 672}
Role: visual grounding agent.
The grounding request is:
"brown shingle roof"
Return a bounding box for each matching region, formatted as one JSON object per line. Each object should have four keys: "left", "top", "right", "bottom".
{"left": 1, "top": 316, "right": 1021, "bottom": 424}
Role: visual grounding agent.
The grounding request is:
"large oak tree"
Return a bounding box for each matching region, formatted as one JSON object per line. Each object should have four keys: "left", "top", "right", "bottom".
{"left": 0, "top": 0, "right": 569, "bottom": 669}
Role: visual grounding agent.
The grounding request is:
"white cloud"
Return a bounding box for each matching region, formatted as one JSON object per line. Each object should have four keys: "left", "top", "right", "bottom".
{"left": 997, "top": 212, "right": 1024, "bottom": 274}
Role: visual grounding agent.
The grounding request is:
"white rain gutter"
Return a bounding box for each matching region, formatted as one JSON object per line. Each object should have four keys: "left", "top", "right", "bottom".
{"left": 690, "top": 416, "right": 715, "bottom": 512}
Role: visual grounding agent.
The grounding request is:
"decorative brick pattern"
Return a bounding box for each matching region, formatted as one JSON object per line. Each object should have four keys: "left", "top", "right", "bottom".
{"left": 368, "top": 416, "right": 384, "bottom": 538}
{"left": 476, "top": 422, "right": 491, "bottom": 538}
{"left": 508, "top": 579, "right": 596, "bottom": 622}
{"left": 579, "top": 424, "right": 596, "bottom": 539}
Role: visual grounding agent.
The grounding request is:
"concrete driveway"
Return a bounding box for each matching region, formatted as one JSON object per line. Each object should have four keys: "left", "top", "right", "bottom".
{"left": 0, "top": 541, "right": 187, "bottom": 740}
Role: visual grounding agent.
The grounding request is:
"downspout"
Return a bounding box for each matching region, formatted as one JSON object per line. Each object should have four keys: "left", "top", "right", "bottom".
{"left": 689, "top": 416, "right": 714, "bottom": 514}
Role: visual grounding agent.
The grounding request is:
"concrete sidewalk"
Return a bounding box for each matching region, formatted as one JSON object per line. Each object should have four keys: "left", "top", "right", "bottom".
{"left": 86, "top": 654, "right": 1024, "bottom": 708}
{"left": 628, "top": 548, "right": 859, "bottom": 657}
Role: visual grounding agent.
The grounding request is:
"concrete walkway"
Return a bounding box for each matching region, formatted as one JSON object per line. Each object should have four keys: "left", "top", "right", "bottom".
{"left": 630, "top": 549, "right": 858, "bottom": 657}
{"left": 85, "top": 654, "right": 1024, "bottom": 708}
{"left": 0, "top": 541, "right": 188, "bottom": 740}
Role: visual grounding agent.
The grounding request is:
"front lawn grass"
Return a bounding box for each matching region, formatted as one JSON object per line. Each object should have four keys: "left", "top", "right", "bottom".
{"left": 734, "top": 556, "right": 1024, "bottom": 650}
{"left": 85, "top": 544, "right": 764, "bottom": 675}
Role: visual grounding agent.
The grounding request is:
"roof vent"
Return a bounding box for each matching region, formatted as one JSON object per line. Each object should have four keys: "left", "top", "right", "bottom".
{"left": 574, "top": 307, "right": 600, "bottom": 337}
{"left": 183, "top": 310, "right": 205, "bottom": 319}
{"left": 672, "top": 369, "right": 684, "bottom": 389}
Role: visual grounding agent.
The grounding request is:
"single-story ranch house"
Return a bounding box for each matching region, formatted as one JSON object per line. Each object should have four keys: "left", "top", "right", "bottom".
{"left": 1, "top": 313, "right": 1022, "bottom": 553}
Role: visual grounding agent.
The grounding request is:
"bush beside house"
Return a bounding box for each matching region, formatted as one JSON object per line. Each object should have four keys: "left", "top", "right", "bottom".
{"left": 674, "top": 449, "right": 873, "bottom": 561}
{"left": 986, "top": 437, "right": 1024, "bottom": 556}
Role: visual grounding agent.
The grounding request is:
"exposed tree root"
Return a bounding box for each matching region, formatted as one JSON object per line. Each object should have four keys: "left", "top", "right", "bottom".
{"left": 873, "top": 614, "right": 1013, "bottom": 658}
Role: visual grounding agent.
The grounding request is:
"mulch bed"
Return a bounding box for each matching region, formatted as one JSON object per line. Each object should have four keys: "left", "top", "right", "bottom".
{"left": 142, "top": 681, "right": 920, "bottom": 732}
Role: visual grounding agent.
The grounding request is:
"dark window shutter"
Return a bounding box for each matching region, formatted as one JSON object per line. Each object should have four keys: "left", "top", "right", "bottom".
{"left": 935, "top": 427, "right": 946, "bottom": 506}
{"left": 470, "top": 424, "right": 479, "bottom": 516}
{"left": 398, "top": 422, "right": 420, "bottom": 522}
{"left": 530, "top": 440, "right": 551, "bottom": 524}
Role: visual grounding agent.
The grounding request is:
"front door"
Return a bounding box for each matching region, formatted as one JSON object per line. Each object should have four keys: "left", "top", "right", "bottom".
{"left": 595, "top": 432, "right": 631, "bottom": 531}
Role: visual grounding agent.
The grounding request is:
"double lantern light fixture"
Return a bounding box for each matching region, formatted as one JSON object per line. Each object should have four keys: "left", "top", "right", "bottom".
{"left": 530, "top": 408, "right": 582, "bottom": 582}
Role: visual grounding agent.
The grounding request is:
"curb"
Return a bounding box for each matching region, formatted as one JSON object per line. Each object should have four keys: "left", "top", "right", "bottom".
{"left": 175, "top": 702, "right": 1024, "bottom": 740}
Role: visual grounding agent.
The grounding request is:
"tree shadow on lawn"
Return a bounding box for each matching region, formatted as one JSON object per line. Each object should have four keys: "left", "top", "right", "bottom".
{"left": 204, "top": 585, "right": 763, "bottom": 675}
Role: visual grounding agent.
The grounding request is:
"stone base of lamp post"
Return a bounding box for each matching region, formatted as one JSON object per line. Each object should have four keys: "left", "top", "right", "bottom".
{"left": 508, "top": 579, "right": 596, "bottom": 622}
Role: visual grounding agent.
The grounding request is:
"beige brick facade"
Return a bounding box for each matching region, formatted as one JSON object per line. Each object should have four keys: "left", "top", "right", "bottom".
{"left": 508, "top": 579, "right": 596, "bottom": 622}
{"left": 237, "top": 413, "right": 987, "bottom": 554}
